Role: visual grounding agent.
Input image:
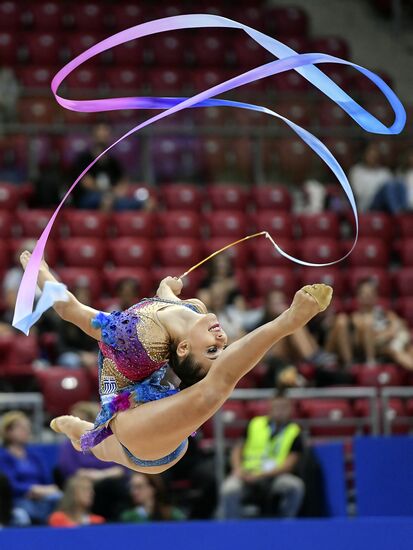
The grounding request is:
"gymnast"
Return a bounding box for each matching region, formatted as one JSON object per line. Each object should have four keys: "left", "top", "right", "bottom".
{"left": 20, "top": 250, "right": 332, "bottom": 474}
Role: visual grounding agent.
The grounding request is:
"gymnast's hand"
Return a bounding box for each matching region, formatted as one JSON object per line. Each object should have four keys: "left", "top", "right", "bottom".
{"left": 157, "top": 276, "right": 183, "bottom": 298}
{"left": 285, "top": 283, "right": 333, "bottom": 331}
{"left": 20, "top": 250, "right": 49, "bottom": 272}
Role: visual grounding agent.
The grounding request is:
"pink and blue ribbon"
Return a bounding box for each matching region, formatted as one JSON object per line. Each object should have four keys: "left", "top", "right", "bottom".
{"left": 13, "top": 14, "right": 406, "bottom": 334}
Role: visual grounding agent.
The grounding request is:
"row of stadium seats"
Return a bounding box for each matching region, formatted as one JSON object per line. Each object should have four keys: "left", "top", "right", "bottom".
{"left": 1, "top": 208, "right": 412, "bottom": 241}
{"left": 2, "top": 234, "right": 413, "bottom": 268}
{"left": 1, "top": 32, "right": 350, "bottom": 68}
{"left": 0, "top": 3, "right": 308, "bottom": 38}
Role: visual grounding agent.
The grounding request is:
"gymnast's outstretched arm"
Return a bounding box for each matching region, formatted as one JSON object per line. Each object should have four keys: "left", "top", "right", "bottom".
{"left": 20, "top": 250, "right": 102, "bottom": 340}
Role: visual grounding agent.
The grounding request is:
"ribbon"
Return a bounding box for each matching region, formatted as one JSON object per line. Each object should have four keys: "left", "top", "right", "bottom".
{"left": 13, "top": 14, "right": 406, "bottom": 334}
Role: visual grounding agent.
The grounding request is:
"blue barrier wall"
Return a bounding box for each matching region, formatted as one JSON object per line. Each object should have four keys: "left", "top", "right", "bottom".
{"left": 2, "top": 518, "right": 413, "bottom": 550}
{"left": 354, "top": 436, "right": 413, "bottom": 516}
{"left": 313, "top": 442, "right": 346, "bottom": 517}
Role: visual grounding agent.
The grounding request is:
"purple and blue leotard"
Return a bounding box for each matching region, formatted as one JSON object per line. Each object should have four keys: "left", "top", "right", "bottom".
{"left": 79, "top": 297, "right": 206, "bottom": 467}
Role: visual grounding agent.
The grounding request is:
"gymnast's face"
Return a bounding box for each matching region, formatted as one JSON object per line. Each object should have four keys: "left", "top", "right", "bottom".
{"left": 177, "top": 313, "right": 228, "bottom": 373}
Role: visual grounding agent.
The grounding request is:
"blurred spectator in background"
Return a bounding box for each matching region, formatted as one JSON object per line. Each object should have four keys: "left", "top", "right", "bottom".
{"left": 105, "top": 278, "right": 140, "bottom": 312}
{"left": 206, "top": 282, "right": 245, "bottom": 342}
{"left": 32, "top": 153, "right": 64, "bottom": 208}
{"left": 48, "top": 475, "right": 105, "bottom": 527}
{"left": 0, "top": 411, "right": 61, "bottom": 525}
{"left": 57, "top": 402, "right": 128, "bottom": 521}
{"left": 349, "top": 143, "right": 398, "bottom": 212}
{"left": 71, "top": 123, "right": 148, "bottom": 211}
{"left": 0, "top": 68, "right": 19, "bottom": 123}
{"left": 398, "top": 148, "right": 413, "bottom": 210}
{"left": 251, "top": 290, "right": 335, "bottom": 368}
{"left": 55, "top": 285, "right": 98, "bottom": 370}
{"left": 220, "top": 394, "right": 305, "bottom": 519}
{"left": 121, "top": 473, "right": 186, "bottom": 523}
{"left": 261, "top": 357, "right": 307, "bottom": 391}
{"left": 348, "top": 279, "right": 413, "bottom": 369}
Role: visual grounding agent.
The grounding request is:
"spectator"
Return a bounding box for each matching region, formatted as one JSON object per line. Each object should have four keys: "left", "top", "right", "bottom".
{"left": 71, "top": 123, "right": 148, "bottom": 211}
{"left": 206, "top": 282, "right": 245, "bottom": 342}
{"left": 121, "top": 473, "right": 186, "bottom": 523}
{"left": 251, "top": 290, "right": 334, "bottom": 367}
{"left": 348, "top": 279, "right": 413, "bottom": 369}
{"left": 0, "top": 411, "right": 61, "bottom": 525}
{"left": 48, "top": 475, "right": 105, "bottom": 527}
{"left": 349, "top": 143, "right": 395, "bottom": 212}
{"left": 220, "top": 394, "right": 305, "bottom": 519}
{"left": 105, "top": 278, "right": 140, "bottom": 312}
{"left": 55, "top": 285, "right": 98, "bottom": 370}
{"left": 398, "top": 149, "right": 413, "bottom": 210}
{"left": 0, "top": 68, "right": 19, "bottom": 123}
{"left": 57, "top": 402, "right": 128, "bottom": 521}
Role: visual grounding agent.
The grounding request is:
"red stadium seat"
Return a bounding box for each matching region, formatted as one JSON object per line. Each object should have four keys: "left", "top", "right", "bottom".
{"left": 400, "top": 240, "right": 413, "bottom": 267}
{"left": 24, "top": 32, "right": 61, "bottom": 64}
{"left": 193, "top": 31, "right": 228, "bottom": 66}
{"left": 351, "top": 70, "right": 392, "bottom": 97}
{"left": 16, "top": 209, "right": 59, "bottom": 238}
{"left": 265, "top": 6, "right": 309, "bottom": 36}
{"left": 18, "top": 98, "right": 58, "bottom": 125}
{"left": 0, "top": 210, "right": 12, "bottom": 237}
{"left": 104, "top": 267, "right": 153, "bottom": 298}
{"left": 297, "top": 213, "right": 340, "bottom": 239}
{"left": 159, "top": 211, "right": 201, "bottom": 238}
{"left": 272, "top": 72, "right": 310, "bottom": 94}
{"left": 0, "top": 183, "right": 20, "bottom": 210}
{"left": 311, "top": 36, "right": 350, "bottom": 59}
{"left": 353, "top": 364, "right": 406, "bottom": 387}
{"left": 65, "top": 67, "right": 101, "bottom": 91}
{"left": 347, "top": 238, "right": 389, "bottom": 268}
{"left": 221, "top": 401, "right": 249, "bottom": 439}
{"left": 254, "top": 267, "right": 298, "bottom": 299}
{"left": 393, "top": 269, "right": 413, "bottom": 297}
{"left": 54, "top": 267, "right": 103, "bottom": 302}
{"left": 0, "top": 2, "right": 20, "bottom": 30}
{"left": 232, "top": 35, "right": 268, "bottom": 67}
{"left": 251, "top": 238, "right": 297, "bottom": 267}
{"left": 35, "top": 368, "right": 92, "bottom": 416}
{"left": 157, "top": 238, "right": 202, "bottom": 267}
{"left": 59, "top": 238, "right": 107, "bottom": 268}
{"left": 0, "top": 31, "right": 19, "bottom": 63}
{"left": 358, "top": 212, "right": 393, "bottom": 241}
{"left": 147, "top": 32, "right": 187, "bottom": 66}
{"left": 300, "top": 399, "right": 356, "bottom": 437}
{"left": 205, "top": 211, "right": 246, "bottom": 238}
{"left": 18, "top": 66, "right": 57, "bottom": 89}
{"left": 65, "top": 32, "right": 102, "bottom": 59}
{"left": 296, "top": 238, "right": 340, "bottom": 264}
{"left": 112, "top": 212, "right": 155, "bottom": 238}
{"left": 147, "top": 68, "right": 187, "bottom": 94}
{"left": 395, "top": 214, "right": 413, "bottom": 239}
{"left": 0, "top": 246, "right": 10, "bottom": 270}
{"left": 190, "top": 68, "right": 232, "bottom": 94}
{"left": 251, "top": 186, "right": 292, "bottom": 211}
{"left": 7, "top": 333, "right": 39, "bottom": 367}
{"left": 394, "top": 297, "right": 413, "bottom": 328}
{"left": 346, "top": 268, "right": 391, "bottom": 297}
{"left": 107, "top": 238, "right": 153, "bottom": 268}
{"left": 25, "top": 2, "right": 62, "bottom": 30}
{"left": 245, "top": 399, "right": 273, "bottom": 419}
{"left": 298, "top": 267, "right": 345, "bottom": 296}
{"left": 162, "top": 184, "right": 203, "bottom": 211}
{"left": 206, "top": 185, "right": 249, "bottom": 211}
{"left": 322, "top": 137, "right": 355, "bottom": 171}
{"left": 203, "top": 238, "right": 250, "bottom": 269}
{"left": 273, "top": 99, "right": 312, "bottom": 127}
{"left": 263, "top": 138, "right": 313, "bottom": 182}
{"left": 153, "top": 266, "right": 204, "bottom": 298}
{"left": 249, "top": 211, "right": 293, "bottom": 239}
{"left": 199, "top": 138, "right": 253, "bottom": 179}
{"left": 63, "top": 210, "right": 110, "bottom": 238}
{"left": 110, "top": 38, "right": 146, "bottom": 67}
{"left": 110, "top": 4, "right": 145, "bottom": 32}
{"left": 105, "top": 67, "right": 144, "bottom": 92}
{"left": 318, "top": 100, "right": 352, "bottom": 127}
{"left": 70, "top": 3, "right": 105, "bottom": 31}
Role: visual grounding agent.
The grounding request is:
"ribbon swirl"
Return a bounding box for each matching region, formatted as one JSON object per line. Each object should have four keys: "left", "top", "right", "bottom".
{"left": 13, "top": 14, "right": 406, "bottom": 334}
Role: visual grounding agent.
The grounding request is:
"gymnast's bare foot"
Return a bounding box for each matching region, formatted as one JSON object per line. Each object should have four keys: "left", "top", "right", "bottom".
{"left": 286, "top": 283, "right": 333, "bottom": 332}
{"left": 50, "top": 415, "right": 94, "bottom": 452}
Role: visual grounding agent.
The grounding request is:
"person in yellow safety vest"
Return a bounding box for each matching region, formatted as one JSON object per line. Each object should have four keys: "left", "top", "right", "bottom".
{"left": 219, "top": 394, "right": 305, "bottom": 519}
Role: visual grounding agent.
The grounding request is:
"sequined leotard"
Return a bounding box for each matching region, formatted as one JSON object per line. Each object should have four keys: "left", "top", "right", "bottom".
{"left": 80, "top": 297, "right": 207, "bottom": 466}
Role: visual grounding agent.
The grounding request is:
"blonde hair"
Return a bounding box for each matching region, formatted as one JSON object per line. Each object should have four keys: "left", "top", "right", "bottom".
{"left": 0, "top": 411, "right": 29, "bottom": 444}
{"left": 70, "top": 401, "right": 99, "bottom": 423}
{"left": 58, "top": 475, "right": 93, "bottom": 514}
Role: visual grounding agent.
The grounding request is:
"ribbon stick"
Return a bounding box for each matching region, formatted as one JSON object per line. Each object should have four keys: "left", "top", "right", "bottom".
{"left": 13, "top": 14, "right": 406, "bottom": 334}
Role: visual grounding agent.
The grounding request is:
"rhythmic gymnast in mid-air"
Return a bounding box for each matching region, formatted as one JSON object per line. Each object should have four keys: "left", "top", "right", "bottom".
{"left": 20, "top": 250, "right": 332, "bottom": 474}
